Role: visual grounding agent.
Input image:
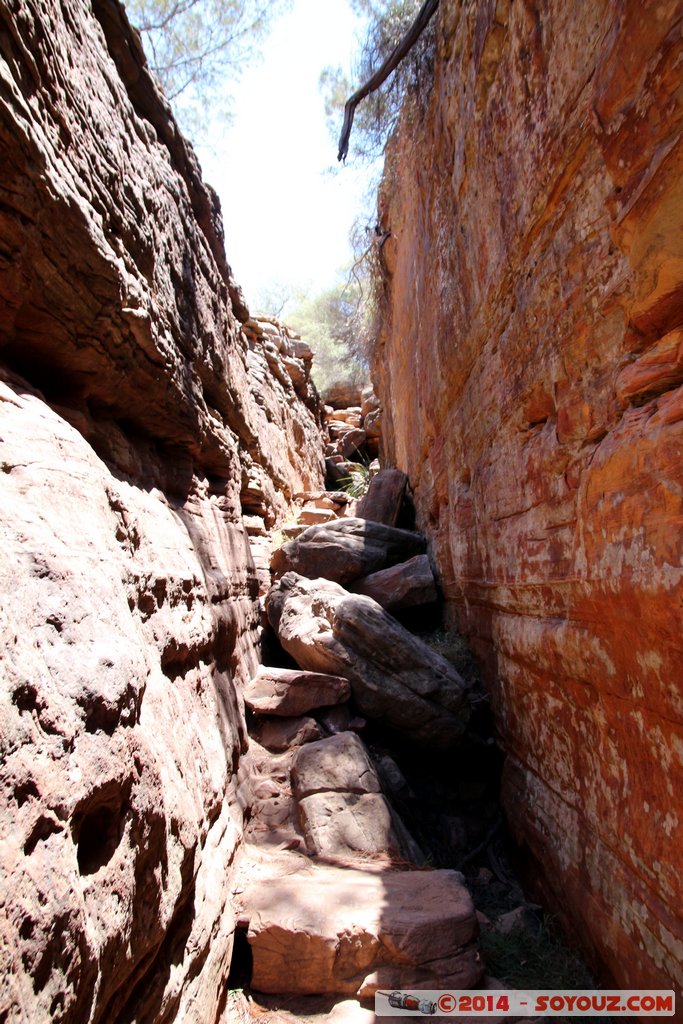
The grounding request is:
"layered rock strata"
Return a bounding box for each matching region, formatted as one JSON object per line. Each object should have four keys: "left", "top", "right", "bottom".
{"left": 0, "top": 1, "right": 323, "bottom": 1021}
{"left": 372, "top": 0, "right": 683, "bottom": 989}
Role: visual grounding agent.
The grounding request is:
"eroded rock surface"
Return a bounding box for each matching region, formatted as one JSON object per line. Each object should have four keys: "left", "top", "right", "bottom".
{"left": 0, "top": 1, "right": 324, "bottom": 1020}
{"left": 243, "top": 666, "right": 350, "bottom": 718}
{"left": 372, "top": 0, "right": 683, "bottom": 990}
{"left": 291, "top": 733, "right": 405, "bottom": 860}
{"left": 350, "top": 553, "right": 437, "bottom": 610}
{"left": 266, "top": 572, "right": 469, "bottom": 747}
{"left": 240, "top": 848, "right": 482, "bottom": 997}
{"left": 356, "top": 468, "right": 408, "bottom": 527}
{"left": 271, "top": 517, "right": 426, "bottom": 585}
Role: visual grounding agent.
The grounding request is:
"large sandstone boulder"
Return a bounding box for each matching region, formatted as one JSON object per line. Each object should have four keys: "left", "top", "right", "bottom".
{"left": 322, "top": 381, "right": 364, "bottom": 409}
{"left": 270, "top": 517, "right": 426, "bottom": 585}
{"left": 356, "top": 468, "right": 408, "bottom": 527}
{"left": 242, "top": 855, "right": 482, "bottom": 996}
{"left": 266, "top": 573, "right": 470, "bottom": 747}
{"left": 256, "top": 716, "right": 323, "bottom": 752}
{"left": 243, "top": 666, "right": 350, "bottom": 717}
{"left": 291, "top": 733, "right": 403, "bottom": 859}
{"left": 291, "top": 733, "right": 423, "bottom": 863}
{"left": 350, "top": 554, "right": 437, "bottom": 610}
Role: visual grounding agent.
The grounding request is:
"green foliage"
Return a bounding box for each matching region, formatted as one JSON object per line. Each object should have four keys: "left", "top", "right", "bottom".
{"left": 322, "top": 0, "right": 437, "bottom": 162}
{"left": 285, "top": 280, "right": 368, "bottom": 394}
{"left": 125, "top": 0, "right": 290, "bottom": 136}
{"left": 339, "top": 461, "right": 371, "bottom": 498}
{"left": 480, "top": 918, "right": 596, "bottom": 993}
{"left": 422, "top": 628, "right": 480, "bottom": 682}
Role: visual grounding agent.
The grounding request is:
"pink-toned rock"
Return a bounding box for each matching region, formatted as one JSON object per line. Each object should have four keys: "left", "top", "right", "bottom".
{"left": 361, "top": 386, "right": 380, "bottom": 419}
{"left": 305, "top": 495, "right": 340, "bottom": 511}
{"left": 244, "top": 859, "right": 482, "bottom": 996}
{"left": 270, "top": 517, "right": 426, "bottom": 585}
{"left": 322, "top": 382, "right": 364, "bottom": 409}
{"left": 356, "top": 468, "right": 408, "bottom": 527}
{"left": 266, "top": 573, "right": 469, "bottom": 747}
{"left": 325, "top": 407, "right": 363, "bottom": 427}
{"left": 243, "top": 666, "right": 351, "bottom": 717}
{"left": 291, "top": 733, "right": 417, "bottom": 861}
{"left": 327, "top": 420, "right": 357, "bottom": 439}
{"left": 338, "top": 427, "right": 367, "bottom": 458}
{"left": 292, "top": 732, "right": 381, "bottom": 799}
{"left": 257, "top": 716, "right": 323, "bottom": 752}
{"left": 363, "top": 408, "right": 382, "bottom": 440}
{"left": 297, "top": 506, "right": 338, "bottom": 526}
{"left": 316, "top": 704, "right": 366, "bottom": 736}
{"left": 0, "top": 0, "right": 325, "bottom": 1017}
{"left": 351, "top": 554, "right": 437, "bottom": 610}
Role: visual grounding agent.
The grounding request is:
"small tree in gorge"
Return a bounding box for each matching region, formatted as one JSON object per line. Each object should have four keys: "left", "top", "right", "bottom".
{"left": 124, "top": 0, "right": 290, "bottom": 137}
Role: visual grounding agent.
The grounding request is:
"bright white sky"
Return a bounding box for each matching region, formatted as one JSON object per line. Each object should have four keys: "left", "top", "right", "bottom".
{"left": 196, "top": 0, "right": 377, "bottom": 313}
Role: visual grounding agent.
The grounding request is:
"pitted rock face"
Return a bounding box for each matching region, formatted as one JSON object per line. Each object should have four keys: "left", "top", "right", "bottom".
{"left": 0, "top": 1, "right": 325, "bottom": 1020}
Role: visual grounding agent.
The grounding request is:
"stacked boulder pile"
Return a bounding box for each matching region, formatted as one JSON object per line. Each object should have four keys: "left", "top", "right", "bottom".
{"left": 234, "top": 469, "right": 485, "bottom": 1003}
{"left": 323, "top": 383, "right": 382, "bottom": 486}
{"left": 245, "top": 383, "right": 386, "bottom": 592}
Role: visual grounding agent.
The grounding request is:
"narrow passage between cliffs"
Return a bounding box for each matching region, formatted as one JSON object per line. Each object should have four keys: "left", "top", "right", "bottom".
{"left": 228, "top": 361, "right": 608, "bottom": 1023}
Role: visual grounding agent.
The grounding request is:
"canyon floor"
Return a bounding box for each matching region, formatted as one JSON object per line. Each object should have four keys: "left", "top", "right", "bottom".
{"left": 226, "top": 394, "right": 607, "bottom": 1022}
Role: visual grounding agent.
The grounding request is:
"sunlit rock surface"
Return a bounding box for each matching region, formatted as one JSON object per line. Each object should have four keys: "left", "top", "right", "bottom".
{"left": 372, "top": 0, "right": 683, "bottom": 990}
{"left": 0, "top": 1, "right": 323, "bottom": 1020}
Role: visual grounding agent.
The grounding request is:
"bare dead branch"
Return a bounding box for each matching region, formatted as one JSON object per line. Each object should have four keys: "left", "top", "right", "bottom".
{"left": 337, "top": 0, "right": 439, "bottom": 162}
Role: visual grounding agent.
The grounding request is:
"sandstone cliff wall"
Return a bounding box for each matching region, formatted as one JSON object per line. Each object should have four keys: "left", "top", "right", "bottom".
{"left": 374, "top": 0, "right": 683, "bottom": 989}
{"left": 0, "top": 1, "right": 323, "bottom": 1020}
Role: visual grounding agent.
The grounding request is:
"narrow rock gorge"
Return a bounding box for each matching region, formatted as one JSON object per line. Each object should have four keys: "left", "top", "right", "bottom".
{"left": 1, "top": 0, "right": 681, "bottom": 1021}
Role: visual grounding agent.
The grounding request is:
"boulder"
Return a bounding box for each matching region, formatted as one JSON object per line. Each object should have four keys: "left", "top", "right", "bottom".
{"left": 297, "top": 791, "right": 400, "bottom": 859}
{"left": 266, "top": 573, "right": 469, "bottom": 747}
{"left": 257, "top": 716, "right": 323, "bottom": 752}
{"left": 297, "top": 507, "right": 338, "bottom": 526}
{"left": 351, "top": 554, "right": 437, "bottom": 610}
{"left": 356, "top": 468, "right": 408, "bottom": 527}
{"left": 243, "top": 666, "right": 351, "bottom": 717}
{"left": 325, "top": 458, "right": 356, "bottom": 484}
{"left": 363, "top": 408, "right": 382, "bottom": 440}
{"left": 292, "top": 733, "right": 423, "bottom": 863}
{"left": 361, "top": 385, "right": 380, "bottom": 419}
{"left": 338, "top": 428, "right": 366, "bottom": 459}
{"left": 292, "top": 733, "right": 396, "bottom": 859}
{"left": 494, "top": 905, "right": 542, "bottom": 936}
{"left": 243, "top": 857, "right": 482, "bottom": 996}
{"left": 292, "top": 732, "right": 381, "bottom": 799}
{"left": 316, "top": 704, "right": 366, "bottom": 736}
{"left": 322, "top": 381, "right": 364, "bottom": 409}
{"left": 270, "top": 517, "right": 426, "bottom": 585}
{"left": 289, "top": 337, "right": 313, "bottom": 364}
{"left": 327, "top": 420, "right": 357, "bottom": 439}
{"left": 332, "top": 408, "right": 363, "bottom": 428}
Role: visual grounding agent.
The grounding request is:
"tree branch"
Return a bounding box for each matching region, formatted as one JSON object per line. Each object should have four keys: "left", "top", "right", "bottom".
{"left": 337, "top": 0, "right": 439, "bottom": 162}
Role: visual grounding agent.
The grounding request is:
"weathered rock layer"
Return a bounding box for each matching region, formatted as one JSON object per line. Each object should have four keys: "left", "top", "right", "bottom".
{"left": 373, "top": 0, "right": 683, "bottom": 990}
{"left": 0, "top": 2, "right": 323, "bottom": 1021}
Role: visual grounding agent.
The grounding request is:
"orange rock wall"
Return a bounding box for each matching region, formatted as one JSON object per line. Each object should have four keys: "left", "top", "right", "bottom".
{"left": 374, "top": 0, "right": 683, "bottom": 989}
